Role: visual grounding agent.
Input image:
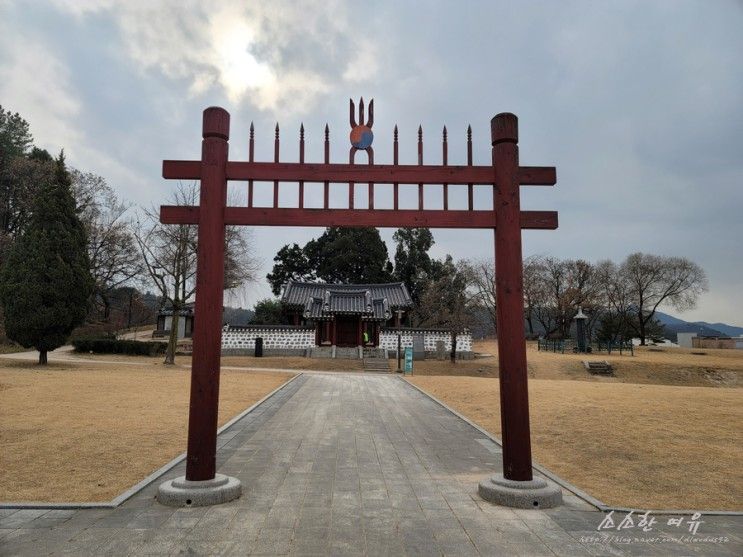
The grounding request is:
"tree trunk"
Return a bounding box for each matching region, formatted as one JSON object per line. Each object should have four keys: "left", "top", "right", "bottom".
{"left": 102, "top": 294, "right": 111, "bottom": 320}
{"left": 638, "top": 309, "right": 646, "bottom": 346}
{"left": 450, "top": 330, "right": 457, "bottom": 364}
{"left": 126, "top": 290, "right": 134, "bottom": 329}
{"left": 38, "top": 349, "right": 47, "bottom": 365}
{"left": 164, "top": 308, "right": 180, "bottom": 365}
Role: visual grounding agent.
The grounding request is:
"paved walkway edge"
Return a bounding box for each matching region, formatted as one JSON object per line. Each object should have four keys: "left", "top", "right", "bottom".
{"left": 0, "top": 372, "right": 304, "bottom": 511}
{"left": 402, "top": 377, "right": 743, "bottom": 516}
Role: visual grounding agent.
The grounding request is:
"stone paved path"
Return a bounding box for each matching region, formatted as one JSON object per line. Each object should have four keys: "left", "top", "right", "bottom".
{"left": 1, "top": 373, "right": 741, "bottom": 556}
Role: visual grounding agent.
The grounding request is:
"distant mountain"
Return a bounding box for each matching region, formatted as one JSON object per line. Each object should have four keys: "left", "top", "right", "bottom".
{"left": 692, "top": 321, "right": 743, "bottom": 337}
{"left": 653, "top": 311, "right": 689, "bottom": 327}
{"left": 655, "top": 311, "right": 742, "bottom": 342}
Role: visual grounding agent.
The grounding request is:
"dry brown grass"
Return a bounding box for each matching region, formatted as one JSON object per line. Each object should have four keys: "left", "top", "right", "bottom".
{"left": 60, "top": 340, "right": 743, "bottom": 387}
{"left": 409, "top": 375, "right": 743, "bottom": 510}
{"left": 221, "top": 356, "right": 364, "bottom": 372}
{"left": 0, "top": 359, "right": 294, "bottom": 502}
{"left": 68, "top": 352, "right": 365, "bottom": 372}
{"left": 406, "top": 340, "right": 743, "bottom": 388}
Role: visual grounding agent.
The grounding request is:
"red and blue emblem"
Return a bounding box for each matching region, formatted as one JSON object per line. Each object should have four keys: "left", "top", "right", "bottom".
{"left": 349, "top": 98, "right": 374, "bottom": 156}
{"left": 350, "top": 125, "right": 373, "bottom": 149}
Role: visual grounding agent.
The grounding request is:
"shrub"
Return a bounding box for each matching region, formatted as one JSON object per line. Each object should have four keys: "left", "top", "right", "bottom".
{"left": 72, "top": 338, "right": 166, "bottom": 356}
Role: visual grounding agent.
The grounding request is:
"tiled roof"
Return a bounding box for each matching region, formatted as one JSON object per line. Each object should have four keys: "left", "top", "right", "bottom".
{"left": 282, "top": 281, "right": 412, "bottom": 309}
{"left": 283, "top": 281, "right": 407, "bottom": 321}
{"left": 157, "top": 302, "right": 195, "bottom": 316}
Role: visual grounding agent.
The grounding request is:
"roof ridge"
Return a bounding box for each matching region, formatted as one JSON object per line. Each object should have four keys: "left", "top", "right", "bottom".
{"left": 286, "top": 280, "right": 406, "bottom": 287}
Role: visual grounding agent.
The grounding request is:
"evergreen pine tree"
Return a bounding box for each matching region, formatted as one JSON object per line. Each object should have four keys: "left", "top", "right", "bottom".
{"left": 0, "top": 151, "right": 93, "bottom": 364}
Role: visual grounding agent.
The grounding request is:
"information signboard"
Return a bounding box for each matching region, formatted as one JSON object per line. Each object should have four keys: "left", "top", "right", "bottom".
{"left": 404, "top": 347, "right": 413, "bottom": 375}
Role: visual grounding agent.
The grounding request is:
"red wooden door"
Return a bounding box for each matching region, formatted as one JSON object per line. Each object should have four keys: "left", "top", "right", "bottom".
{"left": 336, "top": 316, "right": 359, "bottom": 347}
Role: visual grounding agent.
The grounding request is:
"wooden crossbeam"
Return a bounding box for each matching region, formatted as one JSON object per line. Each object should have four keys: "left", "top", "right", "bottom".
{"left": 162, "top": 160, "right": 556, "bottom": 186}
{"left": 159, "top": 206, "right": 558, "bottom": 230}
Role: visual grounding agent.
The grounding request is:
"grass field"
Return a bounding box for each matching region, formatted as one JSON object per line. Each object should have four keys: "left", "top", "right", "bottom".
{"left": 69, "top": 351, "right": 366, "bottom": 372}
{"left": 0, "top": 359, "right": 294, "bottom": 502}
{"left": 409, "top": 340, "right": 743, "bottom": 388}
{"left": 2, "top": 340, "right": 741, "bottom": 509}
{"left": 65, "top": 340, "right": 743, "bottom": 387}
{"left": 407, "top": 340, "right": 743, "bottom": 510}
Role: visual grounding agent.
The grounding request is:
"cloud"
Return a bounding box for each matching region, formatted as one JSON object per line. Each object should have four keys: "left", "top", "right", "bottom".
{"left": 0, "top": 10, "right": 149, "bottom": 202}
{"left": 49, "top": 0, "right": 376, "bottom": 113}
{"left": 0, "top": 29, "right": 80, "bottom": 153}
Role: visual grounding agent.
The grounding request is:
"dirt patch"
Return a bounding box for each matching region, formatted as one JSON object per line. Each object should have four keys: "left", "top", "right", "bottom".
{"left": 409, "top": 376, "right": 743, "bottom": 511}
{"left": 0, "top": 360, "right": 294, "bottom": 502}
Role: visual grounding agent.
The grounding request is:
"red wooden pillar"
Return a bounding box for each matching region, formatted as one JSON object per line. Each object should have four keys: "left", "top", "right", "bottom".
{"left": 185, "top": 107, "right": 229, "bottom": 481}
{"left": 492, "top": 113, "right": 533, "bottom": 482}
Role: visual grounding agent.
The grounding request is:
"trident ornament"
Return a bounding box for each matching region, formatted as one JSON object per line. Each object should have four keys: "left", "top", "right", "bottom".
{"left": 349, "top": 97, "right": 374, "bottom": 163}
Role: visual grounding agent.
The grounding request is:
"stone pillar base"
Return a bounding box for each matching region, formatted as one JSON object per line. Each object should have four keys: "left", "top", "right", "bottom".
{"left": 478, "top": 474, "right": 562, "bottom": 509}
{"left": 157, "top": 474, "right": 241, "bottom": 507}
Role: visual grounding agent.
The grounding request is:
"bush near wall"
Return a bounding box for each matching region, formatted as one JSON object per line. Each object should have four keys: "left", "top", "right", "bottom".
{"left": 72, "top": 338, "right": 166, "bottom": 356}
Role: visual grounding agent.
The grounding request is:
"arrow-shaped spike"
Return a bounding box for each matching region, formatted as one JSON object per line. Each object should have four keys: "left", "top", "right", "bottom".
{"left": 349, "top": 99, "right": 357, "bottom": 128}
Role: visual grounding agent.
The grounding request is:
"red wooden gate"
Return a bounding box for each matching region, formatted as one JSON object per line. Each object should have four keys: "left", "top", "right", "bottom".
{"left": 160, "top": 100, "right": 557, "bottom": 485}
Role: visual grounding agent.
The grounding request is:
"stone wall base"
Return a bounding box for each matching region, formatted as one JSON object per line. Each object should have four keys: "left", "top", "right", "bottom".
{"left": 222, "top": 348, "right": 308, "bottom": 357}
{"left": 386, "top": 350, "right": 475, "bottom": 360}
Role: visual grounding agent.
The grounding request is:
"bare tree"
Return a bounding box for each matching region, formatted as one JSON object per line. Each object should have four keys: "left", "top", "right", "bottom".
{"left": 528, "top": 257, "right": 601, "bottom": 338}
{"left": 461, "top": 258, "right": 497, "bottom": 336}
{"left": 135, "top": 182, "right": 259, "bottom": 364}
{"left": 593, "top": 260, "right": 633, "bottom": 344}
{"left": 621, "top": 252, "right": 708, "bottom": 345}
{"left": 522, "top": 255, "right": 545, "bottom": 336}
{"left": 71, "top": 169, "right": 143, "bottom": 321}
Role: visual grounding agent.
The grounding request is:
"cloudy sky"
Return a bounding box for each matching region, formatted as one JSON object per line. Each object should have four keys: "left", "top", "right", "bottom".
{"left": 1, "top": 1, "right": 741, "bottom": 324}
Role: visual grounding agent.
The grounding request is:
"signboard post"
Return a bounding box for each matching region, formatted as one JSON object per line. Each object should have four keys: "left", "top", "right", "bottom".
{"left": 404, "top": 347, "right": 413, "bottom": 375}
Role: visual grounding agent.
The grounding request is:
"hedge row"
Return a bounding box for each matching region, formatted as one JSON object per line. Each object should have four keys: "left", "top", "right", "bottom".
{"left": 72, "top": 338, "right": 166, "bottom": 356}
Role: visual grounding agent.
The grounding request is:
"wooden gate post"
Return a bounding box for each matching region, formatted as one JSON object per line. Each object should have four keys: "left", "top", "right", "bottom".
{"left": 186, "top": 107, "right": 230, "bottom": 481}
{"left": 491, "top": 113, "right": 532, "bottom": 481}
{"left": 477, "top": 113, "right": 561, "bottom": 508}
{"left": 156, "top": 107, "right": 242, "bottom": 507}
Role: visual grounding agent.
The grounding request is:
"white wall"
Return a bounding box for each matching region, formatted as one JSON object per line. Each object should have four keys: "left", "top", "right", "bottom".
{"left": 677, "top": 332, "right": 697, "bottom": 348}
{"left": 379, "top": 329, "right": 472, "bottom": 352}
{"left": 222, "top": 326, "right": 315, "bottom": 350}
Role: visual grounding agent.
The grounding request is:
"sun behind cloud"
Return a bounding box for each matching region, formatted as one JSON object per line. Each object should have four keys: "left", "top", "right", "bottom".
{"left": 211, "top": 18, "right": 275, "bottom": 103}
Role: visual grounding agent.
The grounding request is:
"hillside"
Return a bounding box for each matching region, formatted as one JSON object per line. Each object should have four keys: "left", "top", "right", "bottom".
{"left": 655, "top": 311, "right": 743, "bottom": 342}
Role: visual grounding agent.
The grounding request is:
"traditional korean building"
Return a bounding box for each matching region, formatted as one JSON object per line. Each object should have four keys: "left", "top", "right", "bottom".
{"left": 280, "top": 281, "right": 413, "bottom": 347}
{"left": 153, "top": 303, "right": 195, "bottom": 339}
